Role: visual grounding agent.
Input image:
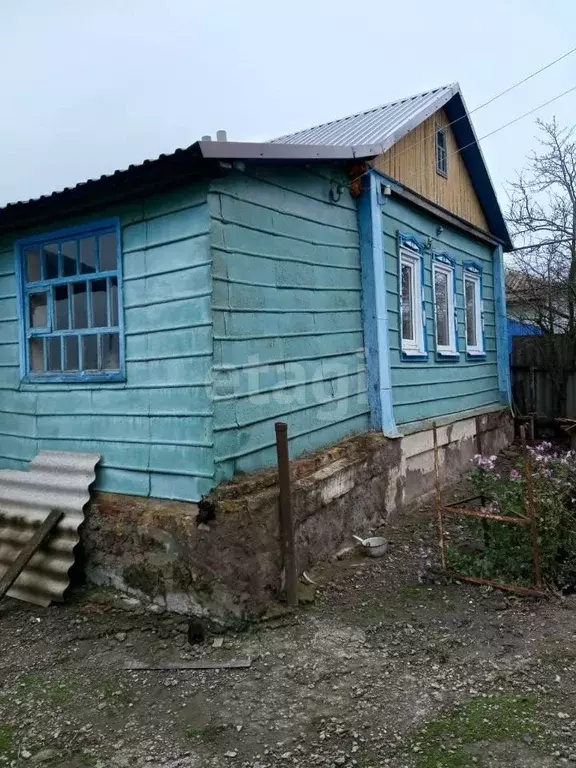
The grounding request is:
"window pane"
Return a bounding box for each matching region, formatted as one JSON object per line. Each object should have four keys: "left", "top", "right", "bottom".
{"left": 72, "top": 282, "right": 88, "bottom": 329}
{"left": 43, "top": 244, "right": 59, "bottom": 280}
{"left": 102, "top": 333, "right": 120, "bottom": 371}
{"left": 29, "top": 292, "right": 48, "bottom": 328}
{"left": 54, "top": 285, "right": 69, "bottom": 330}
{"left": 29, "top": 338, "right": 44, "bottom": 372}
{"left": 465, "top": 279, "right": 477, "bottom": 347}
{"left": 62, "top": 240, "right": 78, "bottom": 277}
{"left": 434, "top": 270, "right": 449, "bottom": 347}
{"left": 47, "top": 337, "right": 62, "bottom": 372}
{"left": 401, "top": 263, "right": 414, "bottom": 341}
{"left": 91, "top": 279, "right": 108, "bottom": 327}
{"left": 109, "top": 277, "right": 118, "bottom": 326}
{"left": 82, "top": 335, "right": 99, "bottom": 370}
{"left": 99, "top": 232, "right": 117, "bottom": 272}
{"left": 25, "top": 248, "right": 42, "bottom": 282}
{"left": 64, "top": 336, "right": 79, "bottom": 371}
{"left": 79, "top": 236, "right": 96, "bottom": 274}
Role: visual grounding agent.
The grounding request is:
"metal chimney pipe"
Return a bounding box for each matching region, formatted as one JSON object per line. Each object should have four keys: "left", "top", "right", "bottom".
{"left": 216, "top": 130, "right": 228, "bottom": 142}
{"left": 201, "top": 135, "right": 212, "bottom": 141}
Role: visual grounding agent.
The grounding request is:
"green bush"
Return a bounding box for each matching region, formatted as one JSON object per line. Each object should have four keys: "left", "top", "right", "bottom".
{"left": 450, "top": 443, "right": 576, "bottom": 590}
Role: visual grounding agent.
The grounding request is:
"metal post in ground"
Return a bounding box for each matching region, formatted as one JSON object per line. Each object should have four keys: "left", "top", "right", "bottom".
{"left": 433, "top": 422, "right": 447, "bottom": 571}
{"left": 275, "top": 422, "right": 298, "bottom": 607}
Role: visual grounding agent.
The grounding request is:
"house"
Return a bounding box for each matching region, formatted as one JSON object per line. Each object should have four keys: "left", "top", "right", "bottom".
{"left": 0, "top": 84, "right": 513, "bottom": 613}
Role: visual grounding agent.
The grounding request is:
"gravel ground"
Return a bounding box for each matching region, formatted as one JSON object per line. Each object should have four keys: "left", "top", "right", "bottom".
{"left": 1, "top": 503, "right": 576, "bottom": 768}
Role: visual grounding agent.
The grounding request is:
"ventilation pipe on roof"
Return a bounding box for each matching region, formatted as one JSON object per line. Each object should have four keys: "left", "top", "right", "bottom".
{"left": 216, "top": 130, "right": 228, "bottom": 142}
{"left": 201, "top": 135, "right": 212, "bottom": 141}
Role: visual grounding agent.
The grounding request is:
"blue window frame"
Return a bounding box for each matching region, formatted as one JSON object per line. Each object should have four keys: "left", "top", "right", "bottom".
{"left": 398, "top": 233, "right": 428, "bottom": 361}
{"left": 436, "top": 125, "right": 448, "bottom": 177}
{"left": 16, "top": 219, "right": 125, "bottom": 382}
{"left": 432, "top": 251, "right": 459, "bottom": 360}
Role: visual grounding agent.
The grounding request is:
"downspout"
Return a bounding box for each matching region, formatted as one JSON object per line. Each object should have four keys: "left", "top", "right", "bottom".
{"left": 357, "top": 170, "right": 401, "bottom": 437}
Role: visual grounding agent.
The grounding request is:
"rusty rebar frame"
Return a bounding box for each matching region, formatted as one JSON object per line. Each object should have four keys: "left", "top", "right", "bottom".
{"left": 433, "top": 420, "right": 546, "bottom": 598}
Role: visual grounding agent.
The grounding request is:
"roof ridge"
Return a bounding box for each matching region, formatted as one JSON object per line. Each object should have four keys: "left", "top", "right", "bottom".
{"left": 271, "top": 83, "right": 458, "bottom": 143}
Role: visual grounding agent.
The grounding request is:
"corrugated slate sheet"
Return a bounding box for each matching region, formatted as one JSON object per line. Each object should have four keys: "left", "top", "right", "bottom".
{"left": 270, "top": 84, "right": 458, "bottom": 148}
{"left": 0, "top": 451, "right": 100, "bottom": 607}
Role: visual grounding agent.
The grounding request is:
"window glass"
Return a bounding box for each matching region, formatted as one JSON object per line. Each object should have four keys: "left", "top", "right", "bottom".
{"left": 26, "top": 248, "right": 42, "bottom": 282}
{"left": 29, "top": 338, "right": 44, "bottom": 372}
{"left": 102, "top": 333, "right": 120, "bottom": 370}
{"left": 91, "top": 279, "right": 108, "bottom": 327}
{"left": 72, "top": 282, "right": 88, "bottom": 329}
{"left": 99, "top": 232, "right": 117, "bottom": 272}
{"left": 435, "top": 269, "right": 450, "bottom": 347}
{"left": 436, "top": 127, "right": 448, "bottom": 175}
{"left": 54, "top": 285, "right": 69, "bottom": 330}
{"left": 401, "top": 263, "right": 414, "bottom": 341}
{"left": 47, "top": 337, "right": 62, "bottom": 372}
{"left": 79, "top": 236, "right": 96, "bottom": 274}
{"left": 62, "top": 240, "right": 77, "bottom": 277}
{"left": 20, "top": 223, "right": 122, "bottom": 379}
{"left": 465, "top": 277, "right": 477, "bottom": 347}
{"left": 29, "top": 292, "right": 48, "bottom": 328}
{"left": 82, "top": 335, "right": 99, "bottom": 370}
{"left": 64, "top": 336, "right": 79, "bottom": 371}
{"left": 43, "top": 244, "right": 59, "bottom": 280}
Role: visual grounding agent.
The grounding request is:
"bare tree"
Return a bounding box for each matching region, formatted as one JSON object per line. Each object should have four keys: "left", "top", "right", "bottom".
{"left": 507, "top": 118, "right": 576, "bottom": 415}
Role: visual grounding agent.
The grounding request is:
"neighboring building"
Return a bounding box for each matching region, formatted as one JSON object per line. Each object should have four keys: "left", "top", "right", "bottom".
{"left": 0, "top": 83, "right": 511, "bottom": 510}
{"left": 506, "top": 268, "right": 567, "bottom": 333}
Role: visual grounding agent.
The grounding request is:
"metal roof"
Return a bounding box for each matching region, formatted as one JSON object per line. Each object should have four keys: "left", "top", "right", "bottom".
{"left": 270, "top": 84, "right": 459, "bottom": 150}
{"left": 0, "top": 81, "right": 512, "bottom": 249}
{"left": 0, "top": 451, "right": 100, "bottom": 607}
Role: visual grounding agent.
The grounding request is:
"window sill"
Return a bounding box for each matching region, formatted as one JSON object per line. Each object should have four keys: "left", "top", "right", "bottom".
{"left": 402, "top": 348, "right": 428, "bottom": 361}
{"left": 435, "top": 350, "right": 460, "bottom": 361}
{"left": 436, "top": 168, "right": 448, "bottom": 179}
{"left": 466, "top": 350, "right": 486, "bottom": 360}
{"left": 22, "top": 372, "right": 126, "bottom": 385}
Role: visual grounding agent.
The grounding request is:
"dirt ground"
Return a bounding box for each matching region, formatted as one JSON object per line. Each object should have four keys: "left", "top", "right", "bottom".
{"left": 2, "top": 503, "right": 576, "bottom": 768}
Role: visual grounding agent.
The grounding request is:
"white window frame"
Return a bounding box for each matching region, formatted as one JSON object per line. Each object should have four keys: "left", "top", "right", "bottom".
{"left": 464, "top": 270, "right": 484, "bottom": 355}
{"left": 432, "top": 260, "right": 457, "bottom": 356}
{"left": 400, "top": 247, "right": 425, "bottom": 356}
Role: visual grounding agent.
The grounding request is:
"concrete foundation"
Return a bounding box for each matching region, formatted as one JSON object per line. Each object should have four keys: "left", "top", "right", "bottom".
{"left": 82, "top": 408, "right": 513, "bottom": 619}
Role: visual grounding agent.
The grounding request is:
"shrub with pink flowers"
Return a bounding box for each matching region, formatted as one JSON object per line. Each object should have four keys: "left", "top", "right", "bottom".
{"left": 450, "top": 442, "right": 576, "bottom": 590}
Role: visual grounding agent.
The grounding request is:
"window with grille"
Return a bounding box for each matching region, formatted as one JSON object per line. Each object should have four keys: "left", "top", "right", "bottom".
{"left": 436, "top": 125, "right": 448, "bottom": 176}
{"left": 17, "top": 220, "right": 124, "bottom": 381}
{"left": 400, "top": 247, "right": 425, "bottom": 357}
{"left": 432, "top": 258, "right": 457, "bottom": 356}
{"left": 464, "top": 268, "right": 484, "bottom": 356}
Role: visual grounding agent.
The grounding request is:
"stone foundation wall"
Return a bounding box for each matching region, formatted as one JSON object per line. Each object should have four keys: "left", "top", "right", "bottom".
{"left": 82, "top": 408, "right": 513, "bottom": 619}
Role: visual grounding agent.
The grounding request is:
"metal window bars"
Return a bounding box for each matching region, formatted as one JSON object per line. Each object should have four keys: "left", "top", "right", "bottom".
{"left": 433, "top": 416, "right": 546, "bottom": 598}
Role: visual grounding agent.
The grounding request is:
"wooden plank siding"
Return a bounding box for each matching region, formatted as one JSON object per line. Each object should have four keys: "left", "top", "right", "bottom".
{"left": 0, "top": 184, "right": 215, "bottom": 502}
{"left": 373, "top": 109, "right": 489, "bottom": 232}
{"left": 382, "top": 196, "right": 501, "bottom": 429}
{"left": 209, "top": 164, "right": 370, "bottom": 483}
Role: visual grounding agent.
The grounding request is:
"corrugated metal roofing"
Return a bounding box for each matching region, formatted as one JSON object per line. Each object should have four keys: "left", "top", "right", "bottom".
{"left": 0, "top": 451, "right": 100, "bottom": 607}
{"left": 270, "top": 84, "right": 459, "bottom": 149}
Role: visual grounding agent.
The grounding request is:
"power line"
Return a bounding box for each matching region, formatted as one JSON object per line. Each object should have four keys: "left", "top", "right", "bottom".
{"left": 373, "top": 83, "right": 576, "bottom": 190}
{"left": 376, "top": 43, "right": 576, "bottom": 172}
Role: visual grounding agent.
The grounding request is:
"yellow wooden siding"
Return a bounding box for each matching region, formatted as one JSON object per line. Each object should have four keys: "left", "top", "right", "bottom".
{"left": 372, "top": 109, "right": 489, "bottom": 232}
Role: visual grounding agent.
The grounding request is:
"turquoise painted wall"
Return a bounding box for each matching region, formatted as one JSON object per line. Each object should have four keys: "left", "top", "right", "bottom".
{"left": 382, "top": 196, "right": 500, "bottom": 429}
{"left": 0, "top": 183, "right": 214, "bottom": 501}
{"left": 209, "top": 165, "right": 370, "bottom": 481}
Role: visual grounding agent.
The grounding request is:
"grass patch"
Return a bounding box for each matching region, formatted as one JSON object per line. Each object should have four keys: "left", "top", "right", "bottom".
{"left": 403, "top": 694, "right": 547, "bottom": 768}
{"left": 50, "top": 681, "right": 74, "bottom": 705}
{"left": 0, "top": 726, "right": 13, "bottom": 754}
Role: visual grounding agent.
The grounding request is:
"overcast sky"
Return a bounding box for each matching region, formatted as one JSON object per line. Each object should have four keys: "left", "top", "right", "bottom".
{"left": 1, "top": 1, "right": 575, "bottom": 208}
